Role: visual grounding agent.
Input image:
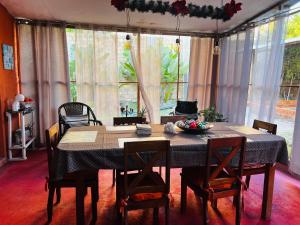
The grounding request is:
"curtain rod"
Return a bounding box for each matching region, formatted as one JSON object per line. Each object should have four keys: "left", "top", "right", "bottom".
{"left": 15, "top": 19, "right": 216, "bottom": 38}
{"left": 221, "top": 6, "right": 300, "bottom": 37}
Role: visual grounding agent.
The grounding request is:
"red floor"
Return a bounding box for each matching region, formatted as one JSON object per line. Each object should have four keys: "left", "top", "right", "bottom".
{"left": 0, "top": 151, "right": 299, "bottom": 225}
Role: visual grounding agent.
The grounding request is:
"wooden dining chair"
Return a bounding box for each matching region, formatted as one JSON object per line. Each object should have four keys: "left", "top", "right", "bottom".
{"left": 113, "top": 116, "right": 147, "bottom": 126}
{"left": 244, "top": 120, "right": 277, "bottom": 188}
{"left": 111, "top": 116, "right": 147, "bottom": 186}
{"left": 253, "top": 119, "right": 277, "bottom": 135}
{"left": 45, "top": 123, "right": 99, "bottom": 223}
{"left": 116, "top": 140, "right": 171, "bottom": 225}
{"left": 160, "top": 115, "right": 186, "bottom": 124}
{"left": 181, "top": 136, "right": 246, "bottom": 225}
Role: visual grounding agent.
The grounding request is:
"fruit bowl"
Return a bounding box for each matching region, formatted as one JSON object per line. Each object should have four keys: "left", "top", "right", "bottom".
{"left": 176, "top": 119, "right": 213, "bottom": 134}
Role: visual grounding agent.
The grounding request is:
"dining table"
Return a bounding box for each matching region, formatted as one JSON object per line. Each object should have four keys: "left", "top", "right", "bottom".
{"left": 56, "top": 123, "right": 288, "bottom": 225}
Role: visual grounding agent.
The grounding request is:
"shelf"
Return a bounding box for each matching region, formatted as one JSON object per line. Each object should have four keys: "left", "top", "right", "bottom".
{"left": 9, "top": 137, "right": 36, "bottom": 150}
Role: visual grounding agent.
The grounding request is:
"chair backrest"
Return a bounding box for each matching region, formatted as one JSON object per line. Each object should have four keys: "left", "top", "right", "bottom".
{"left": 113, "top": 116, "right": 147, "bottom": 126}
{"left": 123, "top": 140, "right": 170, "bottom": 196}
{"left": 160, "top": 115, "right": 186, "bottom": 124}
{"left": 45, "top": 123, "right": 60, "bottom": 179}
{"left": 175, "top": 100, "right": 198, "bottom": 118}
{"left": 58, "top": 102, "right": 95, "bottom": 118}
{"left": 253, "top": 119, "right": 277, "bottom": 135}
{"left": 204, "top": 137, "right": 246, "bottom": 190}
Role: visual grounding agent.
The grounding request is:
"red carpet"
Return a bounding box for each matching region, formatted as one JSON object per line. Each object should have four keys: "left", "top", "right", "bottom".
{"left": 0, "top": 150, "right": 299, "bottom": 225}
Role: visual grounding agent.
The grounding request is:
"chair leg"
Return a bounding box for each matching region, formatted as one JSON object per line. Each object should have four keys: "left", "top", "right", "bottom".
{"left": 180, "top": 175, "right": 187, "bottom": 213}
{"left": 55, "top": 187, "right": 61, "bottom": 204}
{"left": 123, "top": 209, "right": 128, "bottom": 225}
{"left": 245, "top": 175, "right": 251, "bottom": 189}
{"left": 153, "top": 207, "right": 159, "bottom": 225}
{"left": 76, "top": 181, "right": 85, "bottom": 225}
{"left": 47, "top": 185, "right": 55, "bottom": 222}
{"left": 112, "top": 169, "right": 116, "bottom": 186}
{"left": 211, "top": 199, "right": 218, "bottom": 210}
{"left": 235, "top": 193, "right": 241, "bottom": 225}
{"left": 202, "top": 196, "right": 208, "bottom": 225}
{"left": 95, "top": 178, "right": 99, "bottom": 202}
{"left": 165, "top": 199, "right": 170, "bottom": 225}
{"left": 91, "top": 184, "right": 98, "bottom": 223}
{"left": 159, "top": 166, "right": 162, "bottom": 175}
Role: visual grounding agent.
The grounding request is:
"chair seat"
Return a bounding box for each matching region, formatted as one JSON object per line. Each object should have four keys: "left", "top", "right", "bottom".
{"left": 117, "top": 172, "right": 166, "bottom": 202}
{"left": 52, "top": 170, "right": 98, "bottom": 184}
{"left": 63, "top": 115, "right": 90, "bottom": 127}
{"left": 243, "top": 163, "right": 265, "bottom": 169}
{"left": 182, "top": 167, "right": 235, "bottom": 191}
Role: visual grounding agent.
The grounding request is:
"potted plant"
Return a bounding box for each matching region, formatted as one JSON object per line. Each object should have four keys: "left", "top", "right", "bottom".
{"left": 201, "top": 107, "right": 227, "bottom": 122}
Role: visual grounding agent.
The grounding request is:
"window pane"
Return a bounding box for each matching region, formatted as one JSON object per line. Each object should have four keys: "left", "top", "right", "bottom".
{"left": 66, "top": 28, "right": 77, "bottom": 101}
{"left": 178, "top": 83, "right": 189, "bottom": 101}
{"left": 119, "top": 83, "right": 138, "bottom": 116}
{"left": 160, "top": 83, "right": 177, "bottom": 116}
{"left": 118, "top": 33, "right": 138, "bottom": 82}
{"left": 179, "top": 37, "right": 191, "bottom": 82}
{"left": 160, "top": 36, "right": 190, "bottom": 83}
{"left": 274, "top": 43, "right": 300, "bottom": 158}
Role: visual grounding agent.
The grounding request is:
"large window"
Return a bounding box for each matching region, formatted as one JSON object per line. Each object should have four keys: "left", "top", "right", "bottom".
{"left": 67, "top": 30, "right": 191, "bottom": 117}
{"left": 275, "top": 13, "right": 300, "bottom": 157}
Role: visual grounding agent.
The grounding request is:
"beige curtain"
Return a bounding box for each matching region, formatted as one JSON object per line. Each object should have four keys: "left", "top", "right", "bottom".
{"left": 18, "top": 24, "right": 70, "bottom": 144}
{"left": 139, "top": 34, "right": 162, "bottom": 124}
{"left": 74, "top": 29, "right": 119, "bottom": 125}
{"left": 187, "top": 37, "right": 214, "bottom": 110}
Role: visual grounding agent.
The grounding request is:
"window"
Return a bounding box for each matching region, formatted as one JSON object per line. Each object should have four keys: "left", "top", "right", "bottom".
{"left": 66, "top": 30, "right": 191, "bottom": 118}
{"left": 66, "top": 28, "right": 77, "bottom": 102}
{"left": 117, "top": 34, "right": 190, "bottom": 116}
{"left": 118, "top": 33, "right": 138, "bottom": 116}
{"left": 159, "top": 35, "right": 190, "bottom": 115}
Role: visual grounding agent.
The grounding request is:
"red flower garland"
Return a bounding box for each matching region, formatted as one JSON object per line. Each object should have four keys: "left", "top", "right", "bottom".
{"left": 111, "top": 0, "right": 127, "bottom": 11}
{"left": 224, "top": 0, "right": 242, "bottom": 18}
{"left": 171, "top": 0, "right": 189, "bottom": 16}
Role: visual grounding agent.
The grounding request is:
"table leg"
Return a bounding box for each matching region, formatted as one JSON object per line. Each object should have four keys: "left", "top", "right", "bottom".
{"left": 76, "top": 177, "right": 85, "bottom": 225}
{"left": 261, "top": 163, "right": 275, "bottom": 220}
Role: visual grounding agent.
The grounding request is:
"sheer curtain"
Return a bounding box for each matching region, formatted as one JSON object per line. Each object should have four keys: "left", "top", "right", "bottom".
{"left": 18, "top": 24, "right": 70, "bottom": 143}
{"left": 129, "top": 34, "right": 161, "bottom": 123}
{"left": 74, "top": 29, "right": 119, "bottom": 125}
{"left": 217, "top": 30, "right": 254, "bottom": 124}
{"left": 246, "top": 18, "right": 287, "bottom": 125}
{"left": 289, "top": 91, "right": 300, "bottom": 175}
{"left": 187, "top": 37, "right": 214, "bottom": 110}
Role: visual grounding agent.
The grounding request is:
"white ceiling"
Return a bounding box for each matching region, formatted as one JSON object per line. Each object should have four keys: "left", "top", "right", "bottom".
{"left": 0, "top": 0, "right": 285, "bottom": 32}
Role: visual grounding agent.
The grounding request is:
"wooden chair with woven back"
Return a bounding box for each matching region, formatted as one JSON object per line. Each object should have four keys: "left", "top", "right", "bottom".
{"left": 116, "top": 140, "right": 171, "bottom": 225}
{"left": 45, "top": 123, "right": 99, "bottom": 223}
{"left": 111, "top": 116, "right": 147, "bottom": 186}
{"left": 244, "top": 119, "right": 277, "bottom": 188}
{"left": 180, "top": 136, "right": 247, "bottom": 225}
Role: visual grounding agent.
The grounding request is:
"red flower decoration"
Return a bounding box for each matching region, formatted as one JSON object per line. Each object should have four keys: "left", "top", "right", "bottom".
{"left": 111, "top": 0, "right": 127, "bottom": 11}
{"left": 224, "top": 0, "right": 242, "bottom": 18}
{"left": 171, "top": 0, "right": 189, "bottom": 16}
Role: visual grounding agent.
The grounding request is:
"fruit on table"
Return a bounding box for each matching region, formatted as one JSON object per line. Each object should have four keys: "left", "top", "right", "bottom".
{"left": 177, "top": 119, "right": 209, "bottom": 129}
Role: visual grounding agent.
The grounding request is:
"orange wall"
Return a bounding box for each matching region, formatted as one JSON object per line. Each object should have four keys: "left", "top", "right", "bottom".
{"left": 0, "top": 3, "right": 18, "bottom": 158}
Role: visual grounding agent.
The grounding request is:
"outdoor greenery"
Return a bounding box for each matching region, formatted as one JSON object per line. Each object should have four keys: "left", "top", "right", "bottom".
{"left": 160, "top": 45, "right": 189, "bottom": 103}
{"left": 119, "top": 42, "right": 189, "bottom": 103}
{"left": 286, "top": 14, "right": 300, "bottom": 39}
{"left": 280, "top": 14, "right": 300, "bottom": 100}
